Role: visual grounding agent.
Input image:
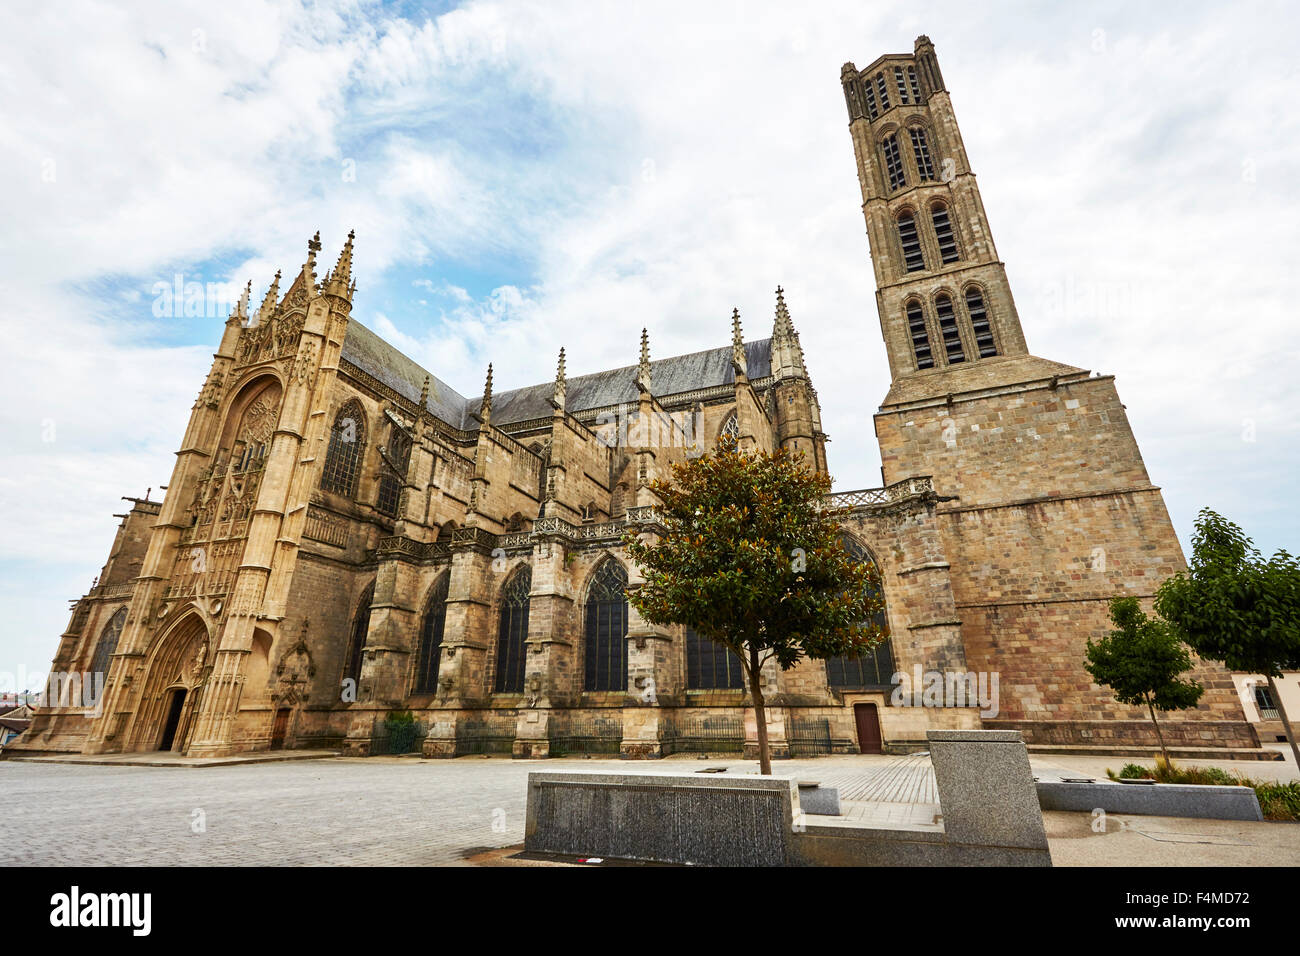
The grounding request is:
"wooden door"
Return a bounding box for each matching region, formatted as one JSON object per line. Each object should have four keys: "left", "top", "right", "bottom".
{"left": 270, "top": 708, "right": 290, "bottom": 750}
{"left": 854, "top": 702, "right": 883, "bottom": 754}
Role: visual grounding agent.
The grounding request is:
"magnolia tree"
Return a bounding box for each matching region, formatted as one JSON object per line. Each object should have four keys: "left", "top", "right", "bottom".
{"left": 1155, "top": 509, "right": 1300, "bottom": 769}
{"left": 1084, "top": 597, "right": 1204, "bottom": 765}
{"left": 625, "top": 436, "right": 887, "bottom": 775}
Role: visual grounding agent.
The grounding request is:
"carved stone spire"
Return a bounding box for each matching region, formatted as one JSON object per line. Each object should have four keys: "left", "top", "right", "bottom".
{"left": 419, "top": 373, "right": 430, "bottom": 411}
{"left": 325, "top": 230, "right": 355, "bottom": 300}
{"left": 227, "top": 280, "right": 252, "bottom": 327}
{"left": 480, "top": 363, "right": 493, "bottom": 425}
{"left": 254, "top": 270, "right": 281, "bottom": 327}
{"left": 771, "top": 286, "right": 805, "bottom": 380}
{"left": 550, "top": 346, "right": 567, "bottom": 411}
{"left": 636, "top": 328, "right": 651, "bottom": 394}
{"left": 731, "top": 307, "right": 746, "bottom": 376}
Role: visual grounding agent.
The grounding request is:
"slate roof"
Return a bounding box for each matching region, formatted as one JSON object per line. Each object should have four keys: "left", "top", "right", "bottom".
{"left": 340, "top": 318, "right": 772, "bottom": 429}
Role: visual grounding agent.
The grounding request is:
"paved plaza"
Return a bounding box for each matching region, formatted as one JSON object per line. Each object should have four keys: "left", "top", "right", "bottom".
{"left": 3, "top": 750, "right": 1296, "bottom": 867}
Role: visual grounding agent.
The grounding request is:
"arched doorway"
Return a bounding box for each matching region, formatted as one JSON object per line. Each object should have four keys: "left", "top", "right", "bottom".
{"left": 130, "top": 612, "right": 210, "bottom": 753}
{"left": 159, "top": 688, "right": 188, "bottom": 751}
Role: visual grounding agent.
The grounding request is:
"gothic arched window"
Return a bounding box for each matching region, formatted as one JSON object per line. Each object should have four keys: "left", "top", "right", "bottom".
{"left": 89, "top": 607, "right": 127, "bottom": 682}
{"left": 584, "top": 559, "right": 629, "bottom": 692}
{"left": 909, "top": 127, "right": 936, "bottom": 181}
{"left": 906, "top": 65, "right": 921, "bottom": 102}
{"left": 864, "top": 81, "right": 880, "bottom": 120}
{"left": 882, "top": 135, "right": 907, "bottom": 191}
{"left": 930, "top": 201, "right": 959, "bottom": 263}
{"left": 965, "top": 285, "right": 998, "bottom": 357}
{"left": 685, "top": 626, "right": 745, "bottom": 690}
{"left": 413, "top": 576, "right": 449, "bottom": 695}
{"left": 906, "top": 299, "right": 934, "bottom": 370}
{"left": 494, "top": 567, "right": 531, "bottom": 693}
{"left": 826, "top": 538, "right": 894, "bottom": 689}
{"left": 321, "top": 400, "right": 366, "bottom": 498}
{"left": 376, "top": 423, "right": 413, "bottom": 517}
{"left": 720, "top": 411, "right": 739, "bottom": 444}
{"left": 875, "top": 72, "right": 891, "bottom": 111}
{"left": 344, "top": 582, "right": 375, "bottom": 689}
{"left": 897, "top": 212, "right": 925, "bottom": 272}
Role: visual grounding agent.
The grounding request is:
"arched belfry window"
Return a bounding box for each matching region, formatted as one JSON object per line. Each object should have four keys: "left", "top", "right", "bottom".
{"left": 321, "top": 400, "right": 366, "bottom": 498}
{"left": 826, "top": 538, "right": 894, "bottom": 689}
{"left": 89, "top": 607, "right": 127, "bottom": 682}
{"left": 494, "top": 567, "right": 531, "bottom": 693}
{"left": 909, "top": 127, "right": 936, "bottom": 182}
{"left": 686, "top": 626, "right": 744, "bottom": 690}
{"left": 882, "top": 135, "right": 906, "bottom": 191}
{"left": 935, "top": 293, "right": 965, "bottom": 364}
{"left": 864, "top": 81, "right": 880, "bottom": 120}
{"left": 906, "top": 65, "right": 921, "bottom": 102}
{"left": 584, "top": 559, "right": 629, "bottom": 692}
{"left": 413, "top": 576, "right": 449, "bottom": 695}
{"left": 894, "top": 66, "right": 910, "bottom": 104}
{"left": 906, "top": 299, "right": 934, "bottom": 370}
{"left": 965, "top": 285, "right": 998, "bottom": 357}
{"left": 875, "top": 72, "right": 891, "bottom": 111}
{"left": 930, "top": 202, "right": 959, "bottom": 263}
{"left": 344, "top": 582, "right": 375, "bottom": 690}
{"left": 897, "top": 212, "right": 925, "bottom": 272}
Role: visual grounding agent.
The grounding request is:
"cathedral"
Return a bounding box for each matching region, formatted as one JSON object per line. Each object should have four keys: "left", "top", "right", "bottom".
{"left": 12, "top": 36, "right": 1257, "bottom": 761}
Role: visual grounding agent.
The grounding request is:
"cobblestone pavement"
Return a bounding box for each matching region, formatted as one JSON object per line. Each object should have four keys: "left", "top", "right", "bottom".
{"left": 0, "top": 753, "right": 901, "bottom": 867}
{"left": 4, "top": 749, "right": 1294, "bottom": 867}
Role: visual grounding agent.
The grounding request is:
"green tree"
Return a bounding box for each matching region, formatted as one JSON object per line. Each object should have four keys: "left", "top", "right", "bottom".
{"left": 1084, "top": 597, "right": 1204, "bottom": 765}
{"left": 625, "top": 436, "right": 887, "bottom": 775}
{"left": 1155, "top": 508, "right": 1300, "bottom": 769}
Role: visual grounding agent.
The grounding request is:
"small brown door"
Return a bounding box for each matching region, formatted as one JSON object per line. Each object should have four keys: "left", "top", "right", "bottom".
{"left": 854, "top": 702, "right": 883, "bottom": 754}
{"left": 270, "top": 708, "right": 291, "bottom": 750}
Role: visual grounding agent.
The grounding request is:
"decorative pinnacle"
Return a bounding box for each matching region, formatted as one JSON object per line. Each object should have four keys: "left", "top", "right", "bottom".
{"left": 636, "top": 328, "right": 651, "bottom": 394}
{"left": 333, "top": 229, "right": 355, "bottom": 284}
{"left": 481, "top": 363, "right": 493, "bottom": 423}
{"left": 731, "top": 307, "right": 746, "bottom": 375}
{"left": 254, "top": 270, "right": 281, "bottom": 325}
{"left": 419, "top": 373, "right": 430, "bottom": 410}
{"left": 305, "top": 230, "right": 321, "bottom": 287}
{"left": 551, "top": 347, "right": 567, "bottom": 411}
{"left": 229, "top": 279, "right": 252, "bottom": 325}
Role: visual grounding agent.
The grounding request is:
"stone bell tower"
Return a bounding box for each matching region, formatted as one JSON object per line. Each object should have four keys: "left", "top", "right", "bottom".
{"left": 839, "top": 37, "right": 1254, "bottom": 749}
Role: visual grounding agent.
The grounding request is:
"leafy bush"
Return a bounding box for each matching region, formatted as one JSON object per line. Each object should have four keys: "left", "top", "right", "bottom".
{"left": 1104, "top": 758, "right": 1299, "bottom": 821}
{"left": 384, "top": 709, "right": 415, "bottom": 727}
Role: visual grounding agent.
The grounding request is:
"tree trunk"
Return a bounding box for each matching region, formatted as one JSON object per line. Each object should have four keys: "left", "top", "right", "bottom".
{"left": 1145, "top": 693, "right": 1170, "bottom": 768}
{"left": 1266, "top": 675, "right": 1300, "bottom": 773}
{"left": 748, "top": 645, "right": 771, "bottom": 776}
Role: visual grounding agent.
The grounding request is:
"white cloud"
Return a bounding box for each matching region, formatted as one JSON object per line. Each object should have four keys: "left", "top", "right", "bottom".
{"left": 2, "top": 0, "right": 1297, "bottom": 676}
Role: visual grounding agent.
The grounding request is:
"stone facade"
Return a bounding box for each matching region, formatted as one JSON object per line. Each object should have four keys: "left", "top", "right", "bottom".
{"left": 12, "top": 35, "right": 1254, "bottom": 761}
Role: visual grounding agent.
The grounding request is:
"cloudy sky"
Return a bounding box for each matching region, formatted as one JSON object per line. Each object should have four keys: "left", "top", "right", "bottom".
{"left": 2, "top": 0, "right": 1297, "bottom": 686}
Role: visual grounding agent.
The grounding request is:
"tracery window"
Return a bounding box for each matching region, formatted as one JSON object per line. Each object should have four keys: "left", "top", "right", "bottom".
{"left": 412, "top": 576, "right": 449, "bottom": 695}
{"left": 320, "top": 401, "right": 365, "bottom": 498}
{"left": 935, "top": 293, "right": 965, "bottom": 364}
{"left": 826, "top": 538, "right": 894, "bottom": 689}
{"left": 494, "top": 567, "right": 531, "bottom": 693}
{"left": 686, "top": 626, "right": 745, "bottom": 690}
{"left": 720, "top": 411, "right": 740, "bottom": 443}
{"left": 376, "top": 424, "right": 412, "bottom": 517}
{"left": 584, "top": 559, "right": 629, "bottom": 693}
{"left": 864, "top": 81, "right": 879, "bottom": 120}
{"left": 89, "top": 607, "right": 127, "bottom": 683}
{"left": 882, "top": 135, "right": 907, "bottom": 191}
{"left": 894, "top": 66, "right": 910, "bottom": 104}
{"left": 344, "top": 582, "right": 374, "bottom": 690}
{"left": 965, "top": 286, "right": 998, "bottom": 357}
{"left": 930, "top": 201, "right": 959, "bottom": 262}
{"left": 906, "top": 299, "right": 934, "bottom": 370}
{"left": 897, "top": 211, "right": 925, "bottom": 272}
